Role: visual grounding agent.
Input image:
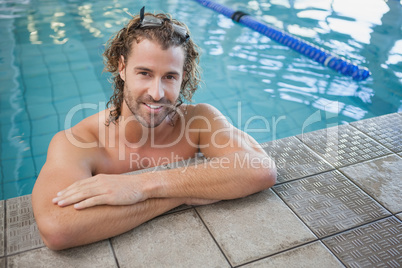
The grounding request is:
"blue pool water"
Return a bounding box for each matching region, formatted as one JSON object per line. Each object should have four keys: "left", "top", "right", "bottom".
{"left": 0, "top": 0, "right": 401, "bottom": 200}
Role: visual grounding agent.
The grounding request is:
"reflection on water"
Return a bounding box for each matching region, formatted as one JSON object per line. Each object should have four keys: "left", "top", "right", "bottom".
{"left": 198, "top": 0, "right": 401, "bottom": 125}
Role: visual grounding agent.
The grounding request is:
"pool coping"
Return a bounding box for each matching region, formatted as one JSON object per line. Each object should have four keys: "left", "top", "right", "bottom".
{"left": 1, "top": 112, "right": 401, "bottom": 267}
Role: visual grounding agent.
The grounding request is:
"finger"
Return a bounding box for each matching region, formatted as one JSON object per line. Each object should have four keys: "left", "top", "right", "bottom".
{"left": 73, "top": 195, "right": 109, "bottom": 210}
{"left": 56, "top": 186, "right": 106, "bottom": 207}
{"left": 53, "top": 186, "right": 86, "bottom": 204}
{"left": 57, "top": 177, "right": 98, "bottom": 197}
{"left": 54, "top": 177, "right": 102, "bottom": 203}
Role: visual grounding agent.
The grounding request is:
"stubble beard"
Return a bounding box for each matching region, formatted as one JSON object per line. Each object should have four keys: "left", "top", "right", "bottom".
{"left": 123, "top": 91, "right": 176, "bottom": 128}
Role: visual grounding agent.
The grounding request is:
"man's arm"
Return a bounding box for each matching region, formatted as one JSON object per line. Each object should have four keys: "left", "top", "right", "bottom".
{"left": 150, "top": 103, "right": 277, "bottom": 200}
{"left": 32, "top": 132, "right": 185, "bottom": 250}
{"left": 52, "top": 104, "right": 276, "bottom": 209}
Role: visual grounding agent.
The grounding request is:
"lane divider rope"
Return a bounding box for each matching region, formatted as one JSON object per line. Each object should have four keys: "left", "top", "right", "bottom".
{"left": 194, "top": 0, "right": 371, "bottom": 81}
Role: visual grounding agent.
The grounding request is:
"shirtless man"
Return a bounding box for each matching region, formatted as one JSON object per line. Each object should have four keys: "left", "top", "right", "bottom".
{"left": 32, "top": 8, "right": 276, "bottom": 251}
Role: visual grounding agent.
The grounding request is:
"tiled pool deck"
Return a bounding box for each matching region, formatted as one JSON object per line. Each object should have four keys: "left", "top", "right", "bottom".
{"left": 1, "top": 112, "right": 401, "bottom": 267}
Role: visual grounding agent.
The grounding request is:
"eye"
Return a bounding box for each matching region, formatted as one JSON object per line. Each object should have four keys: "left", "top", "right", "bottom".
{"left": 165, "top": 75, "right": 176, "bottom": 80}
{"left": 139, "top": 72, "right": 149, "bottom": 76}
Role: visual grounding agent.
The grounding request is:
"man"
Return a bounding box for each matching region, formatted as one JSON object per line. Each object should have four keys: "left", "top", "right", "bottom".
{"left": 32, "top": 7, "right": 276, "bottom": 251}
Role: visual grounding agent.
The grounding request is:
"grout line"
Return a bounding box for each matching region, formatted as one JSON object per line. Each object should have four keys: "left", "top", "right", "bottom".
{"left": 270, "top": 188, "right": 320, "bottom": 238}
{"left": 348, "top": 123, "right": 401, "bottom": 154}
{"left": 107, "top": 239, "right": 120, "bottom": 268}
{"left": 233, "top": 240, "right": 335, "bottom": 268}
{"left": 295, "top": 129, "right": 394, "bottom": 170}
{"left": 193, "top": 208, "right": 234, "bottom": 268}
{"left": 3, "top": 199, "right": 7, "bottom": 259}
{"left": 337, "top": 168, "right": 394, "bottom": 216}
{"left": 16, "top": 34, "right": 38, "bottom": 180}
{"left": 337, "top": 151, "right": 397, "bottom": 167}
{"left": 318, "top": 241, "right": 346, "bottom": 268}
{"left": 235, "top": 215, "right": 397, "bottom": 268}
{"left": 273, "top": 168, "right": 336, "bottom": 186}
{"left": 316, "top": 215, "right": 393, "bottom": 241}
{"left": 38, "top": 45, "right": 61, "bottom": 132}
{"left": 272, "top": 173, "right": 393, "bottom": 238}
{"left": 62, "top": 45, "right": 86, "bottom": 119}
{"left": 155, "top": 205, "right": 193, "bottom": 219}
{"left": 318, "top": 214, "right": 397, "bottom": 255}
{"left": 3, "top": 245, "right": 46, "bottom": 259}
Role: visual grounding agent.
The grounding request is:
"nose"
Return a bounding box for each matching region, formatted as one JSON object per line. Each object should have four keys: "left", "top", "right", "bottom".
{"left": 148, "top": 78, "right": 165, "bottom": 101}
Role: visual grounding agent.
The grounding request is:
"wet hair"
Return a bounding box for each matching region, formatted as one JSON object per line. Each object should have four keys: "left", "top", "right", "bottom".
{"left": 103, "top": 11, "right": 201, "bottom": 124}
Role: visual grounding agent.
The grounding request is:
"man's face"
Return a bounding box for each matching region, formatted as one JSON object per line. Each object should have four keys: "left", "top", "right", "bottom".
{"left": 119, "top": 39, "right": 185, "bottom": 128}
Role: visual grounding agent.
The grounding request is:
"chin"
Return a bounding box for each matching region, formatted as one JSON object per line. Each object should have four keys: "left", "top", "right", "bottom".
{"left": 135, "top": 115, "right": 166, "bottom": 128}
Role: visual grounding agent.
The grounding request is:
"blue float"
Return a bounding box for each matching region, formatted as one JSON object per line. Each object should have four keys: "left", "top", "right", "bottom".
{"left": 194, "top": 0, "right": 371, "bottom": 81}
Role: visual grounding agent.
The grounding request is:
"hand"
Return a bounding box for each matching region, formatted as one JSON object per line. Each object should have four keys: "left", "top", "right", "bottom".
{"left": 184, "top": 198, "right": 220, "bottom": 206}
{"left": 52, "top": 174, "right": 147, "bottom": 209}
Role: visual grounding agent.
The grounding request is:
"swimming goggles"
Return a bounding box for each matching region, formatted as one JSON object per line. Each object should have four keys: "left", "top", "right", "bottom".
{"left": 135, "top": 6, "right": 190, "bottom": 43}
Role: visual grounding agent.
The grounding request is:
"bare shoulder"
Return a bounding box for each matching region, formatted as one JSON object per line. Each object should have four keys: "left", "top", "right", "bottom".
{"left": 62, "top": 109, "right": 108, "bottom": 147}
{"left": 181, "top": 103, "right": 226, "bottom": 128}
{"left": 190, "top": 103, "right": 223, "bottom": 118}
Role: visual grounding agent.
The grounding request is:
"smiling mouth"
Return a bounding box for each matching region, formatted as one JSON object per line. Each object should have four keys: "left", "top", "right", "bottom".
{"left": 144, "top": 103, "right": 163, "bottom": 110}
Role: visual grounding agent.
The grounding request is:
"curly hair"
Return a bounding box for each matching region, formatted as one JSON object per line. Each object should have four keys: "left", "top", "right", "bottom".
{"left": 103, "top": 11, "right": 201, "bottom": 124}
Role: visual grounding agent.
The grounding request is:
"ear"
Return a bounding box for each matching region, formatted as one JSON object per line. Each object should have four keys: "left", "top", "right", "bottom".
{"left": 119, "top": 55, "right": 126, "bottom": 81}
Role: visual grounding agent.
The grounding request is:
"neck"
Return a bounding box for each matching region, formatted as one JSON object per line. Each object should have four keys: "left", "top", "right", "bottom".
{"left": 117, "top": 109, "right": 179, "bottom": 148}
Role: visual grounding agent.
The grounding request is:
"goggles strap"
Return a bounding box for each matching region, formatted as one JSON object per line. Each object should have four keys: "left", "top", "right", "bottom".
{"left": 134, "top": 6, "right": 190, "bottom": 43}
{"left": 139, "top": 6, "right": 145, "bottom": 22}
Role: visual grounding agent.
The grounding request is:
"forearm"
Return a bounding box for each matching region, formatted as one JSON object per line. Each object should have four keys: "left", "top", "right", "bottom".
{"left": 35, "top": 197, "right": 183, "bottom": 250}
{"left": 145, "top": 151, "right": 276, "bottom": 201}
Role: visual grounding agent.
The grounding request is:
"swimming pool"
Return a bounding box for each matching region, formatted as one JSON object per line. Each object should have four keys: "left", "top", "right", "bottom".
{"left": 1, "top": 0, "right": 401, "bottom": 200}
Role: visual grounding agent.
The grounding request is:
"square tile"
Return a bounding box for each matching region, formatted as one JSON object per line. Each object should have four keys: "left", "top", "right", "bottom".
{"left": 1, "top": 137, "right": 33, "bottom": 162}
{"left": 23, "top": 74, "right": 52, "bottom": 90}
{"left": 340, "top": 154, "right": 402, "bottom": 214}
{"left": 196, "top": 190, "right": 316, "bottom": 266}
{"left": 351, "top": 113, "right": 402, "bottom": 153}
{"left": 297, "top": 124, "right": 392, "bottom": 168}
{"left": 27, "top": 103, "right": 57, "bottom": 121}
{"left": 53, "top": 82, "right": 80, "bottom": 101}
{"left": 0, "top": 201, "right": 4, "bottom": 257}
{"left": 31, "top": 134, "right": 53, "bottom": 157}
{"left": 6, "top": 195, "right": 44, "bottom": 255}
{"left": 111, "top": 209, "right": 229, "bottom": 268}
{"left": 50, "top": 72, "right": 76, "bottom": 87}
{"left": 54, "top": 96, "right": 83, "bottom": 114}
{"left": 6, "top": 240, "right": 116, "bottom": 268}
{"left": 3, "top": 177, "right": 36, "bottom": 201}
{"left": 242, "top": 242, "right": 344, "bottom": 268}
{"left": 323, "top": 217, "right": 402, "bottom": 268}
{"left": 31, "top": 115, "right": 60, "bottom": 137}
{"left": 2, "top": 157, "right": 35, "bottom": 182}
{"left": 274, "top": 170, "right": 391, "bottom": 238}
{"left": 78, "top": 79, "right": 104, "bottom": 95}
{"left": 261, "top": 136, "right": 334, "bottom": 183}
